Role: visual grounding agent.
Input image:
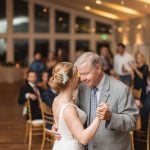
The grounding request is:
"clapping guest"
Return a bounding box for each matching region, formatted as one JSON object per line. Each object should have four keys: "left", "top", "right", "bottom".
{"left": 18, "top": 70, "right": 42, "bottom": 120}
{"left": 114, "top": 43, "right": 134, "bottom": 87}
{"left": 141, "top": 72, "right": 150, "bottom": 130}
{"left": 131, "top": 52, "right": 149, "bottom": 103}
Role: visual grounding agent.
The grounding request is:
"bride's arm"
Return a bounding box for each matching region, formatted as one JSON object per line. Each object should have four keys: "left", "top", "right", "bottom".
{"left": 63, "top": 105, "right": 100, "bottom": 145}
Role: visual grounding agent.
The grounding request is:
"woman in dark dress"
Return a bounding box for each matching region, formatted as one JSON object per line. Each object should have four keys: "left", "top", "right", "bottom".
{"left": 131, "top": 52, "right": 149, "bottom": 103}
{"left": 131, "top": 52, "right": 149, "bottom": 131}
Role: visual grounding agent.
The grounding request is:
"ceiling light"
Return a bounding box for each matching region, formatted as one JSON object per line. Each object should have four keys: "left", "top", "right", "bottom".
{"left": 118, "top": 27, "right": 123, "bottom": 32}
{"left": 136, "top": 24, "right": 143, "bottom": 30}
{"left": 136, "top": 0, "right": 150, "bottom": 4}
{"left": 85, "top": 6, "right": 91, "bottom": 11}
{"left": 102, "top": 2, "right": 142, "bottom": 16}
{"left": 144, "top": 4, "right": 148, "bottom": 8}
{"left": 90, "top": 9, "right": 121, "bottom": 20}
{"left": 96, "top": 0, "right": 102, "bottom": 4}
{"left": 43, "top": 8, "right": 47, "bottom": 13}
{"left": 121, "top": 1, "right": 124, "bottom": 5}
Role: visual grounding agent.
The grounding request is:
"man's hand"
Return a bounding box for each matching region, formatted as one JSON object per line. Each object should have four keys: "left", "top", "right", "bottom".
{"left": 28, "top": 93, "right": 37, "bottom": 100}
{"left": 52, "top": 124, "right": 61, "bottom": 140}
{"left": 96, "top": 103, "right": 112, "bottom": 121}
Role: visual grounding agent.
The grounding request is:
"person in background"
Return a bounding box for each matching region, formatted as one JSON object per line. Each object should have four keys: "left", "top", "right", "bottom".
{"left": 30, "top": 52, "right": 46, "bottom": 82}
{"left": 131, "top": 52, "right": 149, "bottom": 104}
{"left": 75, "top": 48, "right": 85, "bottom": 60}
{"left": 114, "top": 43, "right": 134, "bottom": 87}
{"left": 46, "top": 51, "right": 57, "bottom": 77}
{"left": 56, "top": 48, "right": 68, "bottom": 62}
{"left": 141, "top": 72, "right": 150, "bottom": 131}
{"left": 41, "top": 76, "right": 57, "bottom": 107}
{"left": 18, "top": 70, "right": 42, "bottom": 120}
{"left": 38, "top": 71, "right": 49, "bottom": 93}
{"left": 98, "top": 46, "right": 113, "bottom": 75}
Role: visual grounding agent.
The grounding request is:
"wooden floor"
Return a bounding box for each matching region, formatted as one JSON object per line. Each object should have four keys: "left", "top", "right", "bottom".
{"left": 0, "top": 82, "right": 147, "bottom": 150}
{"left": 0, "top": 82, "right": 51, "bottom": 150}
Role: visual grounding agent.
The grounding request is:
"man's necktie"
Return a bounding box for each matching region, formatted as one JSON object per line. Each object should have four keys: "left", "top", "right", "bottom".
{"left": 33, "top": 86, "right": 40, "bottom": 98}
{"left": 88, "top": 87, "right": 98, "bottom": 150}
{"left": 90, "top": 87, "right": 98, "bottom": 123}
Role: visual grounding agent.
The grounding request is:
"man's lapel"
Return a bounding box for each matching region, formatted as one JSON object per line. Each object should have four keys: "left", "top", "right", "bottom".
{"left": 86, "top": 87, "right": 92, "bottom": 125}
{"left": 99, "top": 74, "right": 110, "bottom": 105}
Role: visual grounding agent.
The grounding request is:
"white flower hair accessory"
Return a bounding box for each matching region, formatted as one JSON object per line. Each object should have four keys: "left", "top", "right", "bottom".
{"left": 61, "top": 71, "right": 69, "bottom": 84}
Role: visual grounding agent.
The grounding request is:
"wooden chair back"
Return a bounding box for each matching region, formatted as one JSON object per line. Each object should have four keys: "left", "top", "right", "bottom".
{"left": 40, "top": 101, "right": 54, "bottom": 150}
{"left": 147, "top": 113, "right": 150, "bottom": 150}
{"left": 132, "top": 88, "right": 142, "bottom": 99}
{"left": 40, "top": 101, "right": 53, "bottom": 130}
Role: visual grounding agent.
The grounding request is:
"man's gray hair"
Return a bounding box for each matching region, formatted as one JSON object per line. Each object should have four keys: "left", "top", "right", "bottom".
{"left": 74, "top": 52, "right": 103, "bottom": 67}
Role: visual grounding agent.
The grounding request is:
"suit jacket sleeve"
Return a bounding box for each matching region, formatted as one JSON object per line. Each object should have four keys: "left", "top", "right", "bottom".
{"left": 41, "top": 89, "right": 56, "bottom": 107}
{"left": 106, "top": 86, "right": 139, "bottom": 131}
{"left": 18, "top": 86, "right": 29, "bottom": 105}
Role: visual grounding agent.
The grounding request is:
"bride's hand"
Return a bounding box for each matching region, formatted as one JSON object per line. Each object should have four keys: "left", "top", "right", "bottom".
{"left": 96, "top": 103, "right": 112, "bottom": 121}
{"left": 52, "top": 124, "right": 61, "bottom": 140}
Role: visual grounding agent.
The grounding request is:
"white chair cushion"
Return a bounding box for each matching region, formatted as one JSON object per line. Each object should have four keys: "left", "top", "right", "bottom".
{"left": 28, "top": 119, "right": 44, "bottom": 127}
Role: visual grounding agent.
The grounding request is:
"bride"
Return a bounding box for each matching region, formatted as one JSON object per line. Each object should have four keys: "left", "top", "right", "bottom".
{"left": 50, "top": 62, "right": 101, "bottom": 150}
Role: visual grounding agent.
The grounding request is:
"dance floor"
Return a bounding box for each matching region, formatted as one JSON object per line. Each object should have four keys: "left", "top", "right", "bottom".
{"left": 0, "top": 82, "right": 147, "bottom": 150}
{"left": 0, "top": 82, "right": 51, "bottom": 150}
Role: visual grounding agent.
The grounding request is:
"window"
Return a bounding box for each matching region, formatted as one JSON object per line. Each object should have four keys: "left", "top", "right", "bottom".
{"left": 13, "top": 0, "right": 29, "bottom": 32}
{"left": 0, "top": 0, "right": 7, "bottom": 33}
{"left": 55, "top": 10, "right": 70, "bottom": 33}
{"left": 34, "top": 4, "right": 49, "bottom": 32}
{"left": 14, "top": 39, "right": 28, "bottom": 67}
{"left": 55, "top": 40, "right": 69, "bottom": 61}
{"left": 0, "top": 39, "right": 6, "bottom": 63}
{"left": 75, "top": 16, "right": 90, "bottom": 33}
{"left": 35, "top": 40, "right": 49, "bottom": 60}
{"left": 75, "top": 40, "right": 90, "bottom": 51}
{"left": 96, "top": 21, "right": 112, "bottom": 34}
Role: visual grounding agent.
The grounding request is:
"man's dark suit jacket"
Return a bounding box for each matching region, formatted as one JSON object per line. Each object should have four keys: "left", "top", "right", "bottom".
{"left": 18, "top": 83, "right": 42, "bottom": 120}
{"left": 41, "top": 88, "right": 56, "bottom": 107}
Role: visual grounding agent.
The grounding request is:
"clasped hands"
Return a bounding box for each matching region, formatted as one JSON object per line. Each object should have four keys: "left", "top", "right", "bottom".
{"left": 96, "top": 102, "right": 112, "bottom": 121}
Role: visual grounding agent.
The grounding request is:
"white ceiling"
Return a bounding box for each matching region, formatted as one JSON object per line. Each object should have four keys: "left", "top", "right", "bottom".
{"left": 50, "top": 0, "right": 150, "bottom": 21}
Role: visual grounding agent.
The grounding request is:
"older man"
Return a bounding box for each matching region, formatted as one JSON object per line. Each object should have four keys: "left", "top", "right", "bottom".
{"left": 74, "top": 52, "right": 138, "bottom": 150}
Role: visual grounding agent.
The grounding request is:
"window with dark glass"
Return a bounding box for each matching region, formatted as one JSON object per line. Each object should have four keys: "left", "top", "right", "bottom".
{"left": 55, "top": 10, "right": 70, "bottom": 33}
{"left": 0, "top": 0, "right": 7, "bottom": 33}
{"left": 35, "top": 40, "right": 49, "bottom": 60}
{"left": 75, "top": 16, "right": 90, "bottom": 33}
{"left": 96, "top": 21, "right": 112, "bottom": 34}
{"left": 34, "top": 4, "right": 49, "bottom": 32}
{"left": 75, "top": 40, "right": 90, "bottom": 52}
{"left": 0, "top": 39, "right": 6, "bottom": 63}
{"left": 55, "top": 40, "right": 69, "bottom": 61}
{"left": 14, "top": 39, "right": 28, "bottom": 67}
{"left": 13, "top": 0, "right": 29, "bottom": 32}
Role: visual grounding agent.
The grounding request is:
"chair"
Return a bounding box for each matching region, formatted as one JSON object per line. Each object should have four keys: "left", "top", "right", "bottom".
{"left": 132, "top": 88, "right": 142, "bottom": 130}
{"left": 130, "top": 88, "right": 142, "bottom": 150}
{"left": 147, "top": 113, "right": 150, "bottom": 150}
{"left": 40, "top": 101, "right": 54, "bottom": 150}
{"left": 130, "top": 131, "right": 135, "bottom": 150}
{"left": 24, "top": 99, "right": 44, "bottom": 150}
{"left": 132, "top": 88, "right": 142, "bottom": 99}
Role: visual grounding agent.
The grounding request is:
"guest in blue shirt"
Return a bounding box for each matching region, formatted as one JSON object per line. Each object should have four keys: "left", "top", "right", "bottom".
{"left": 30, "top": 52, "right": 46, "bottom": 82}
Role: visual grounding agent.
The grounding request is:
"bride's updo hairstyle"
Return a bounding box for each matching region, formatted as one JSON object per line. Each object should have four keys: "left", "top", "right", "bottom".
{"left": 50, "top": 62, "right": 74, "bottom": 92}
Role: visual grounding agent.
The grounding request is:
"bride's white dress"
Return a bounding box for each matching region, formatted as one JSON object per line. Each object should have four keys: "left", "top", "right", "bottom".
{"left": 52, "top": 103, "right": 87, "bottom": 150}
